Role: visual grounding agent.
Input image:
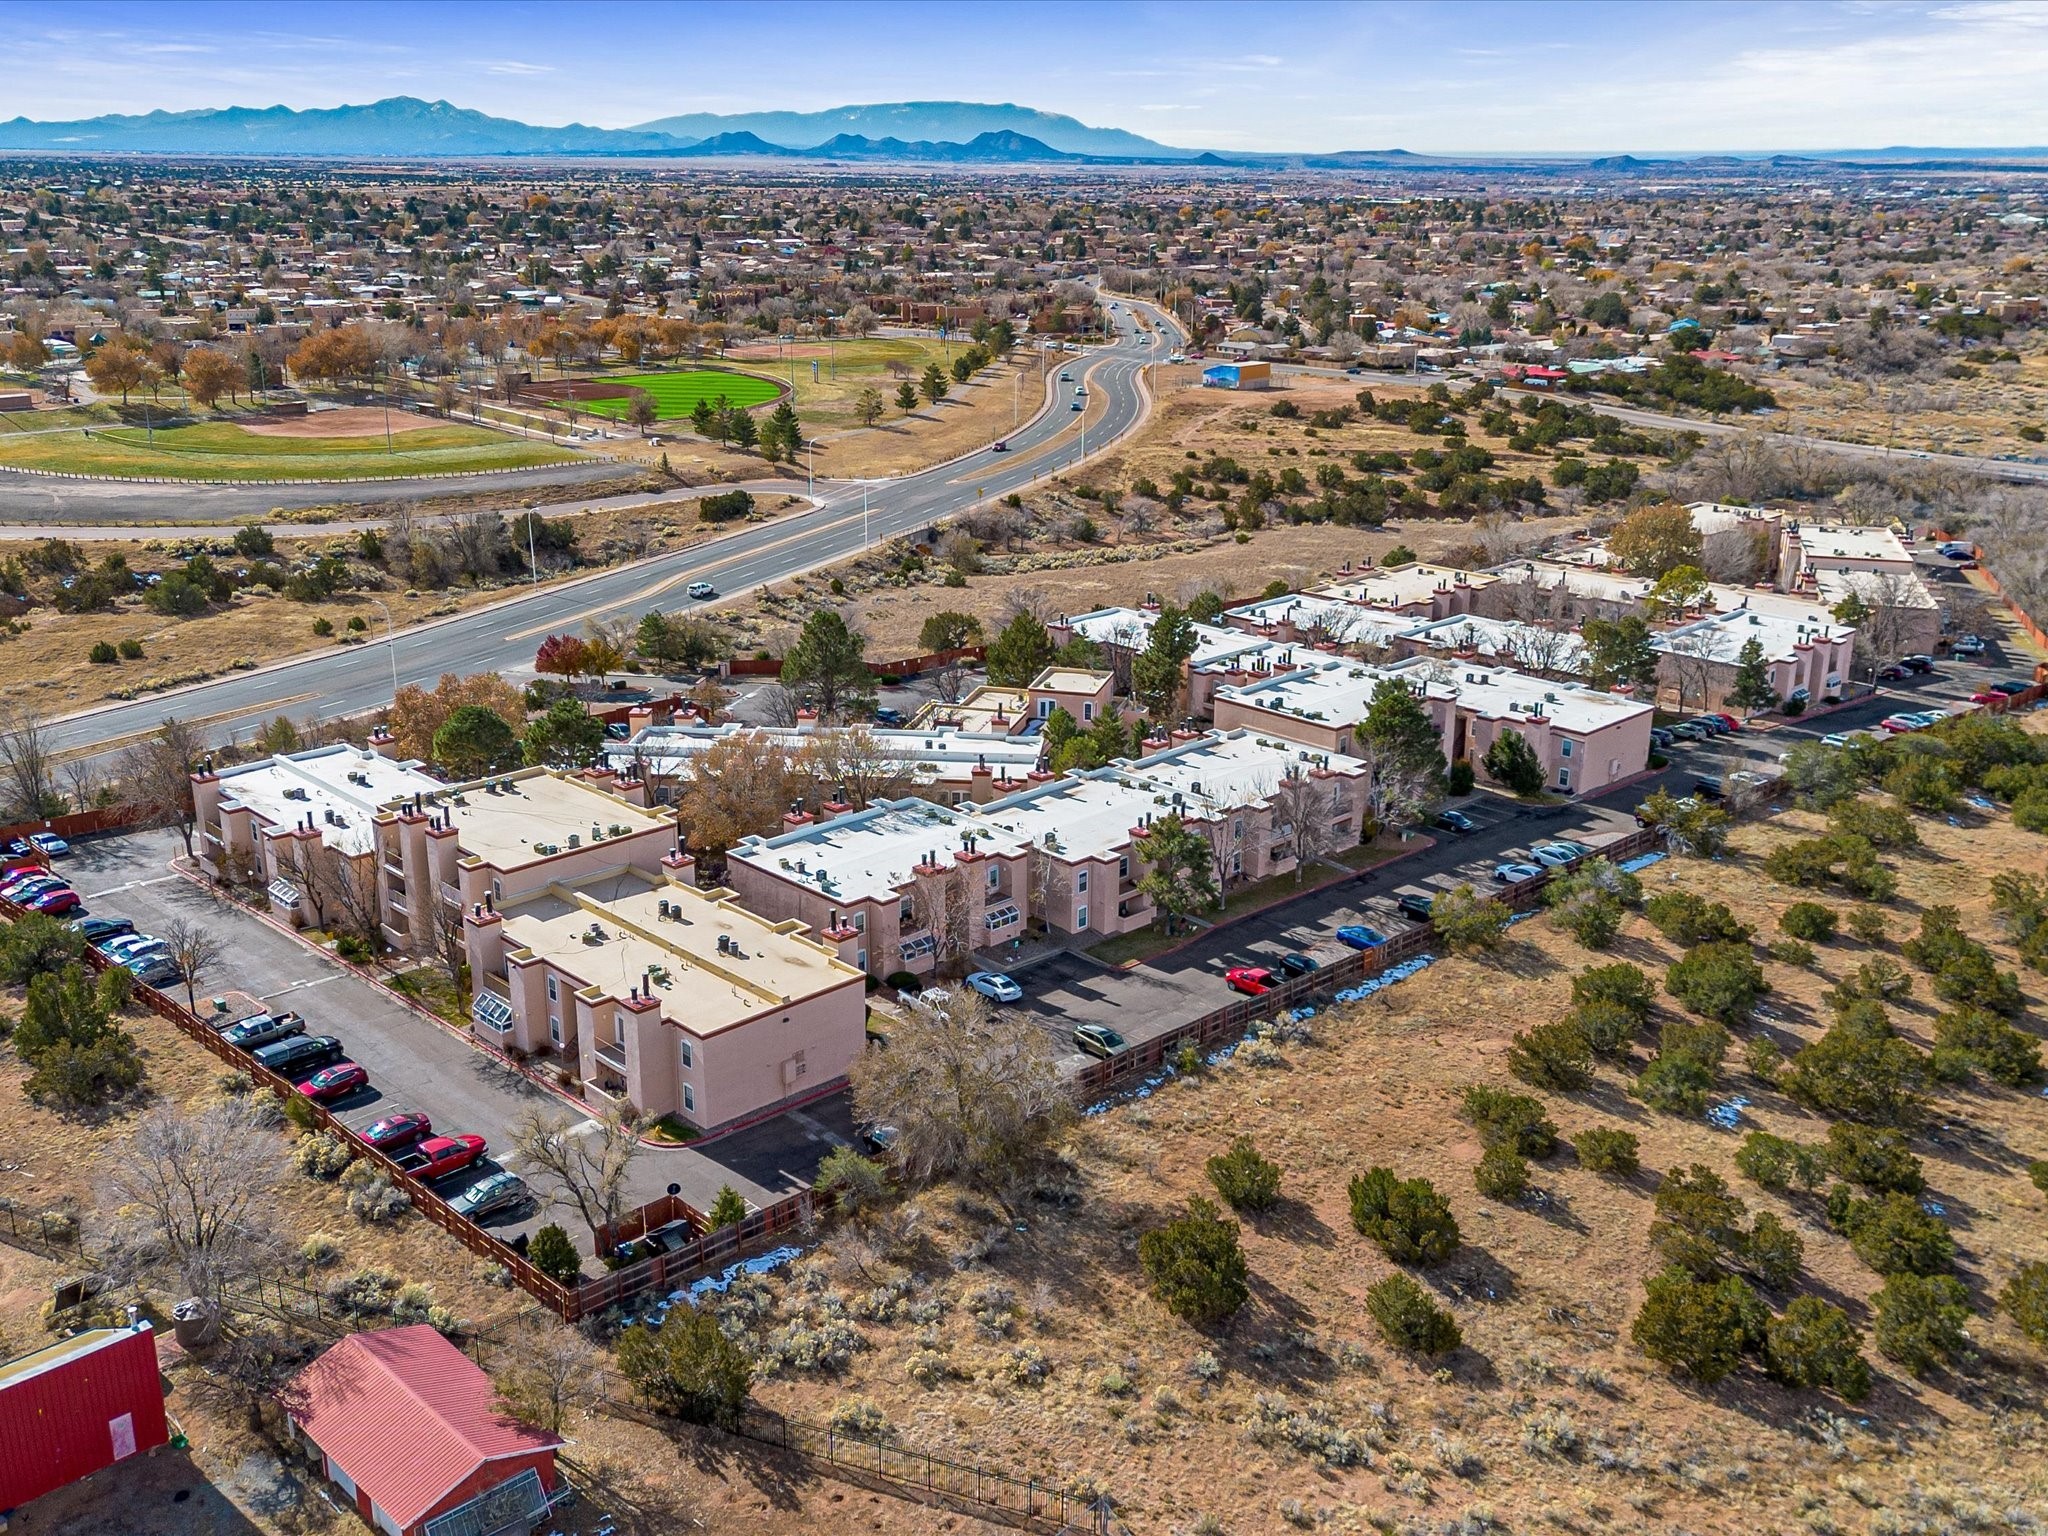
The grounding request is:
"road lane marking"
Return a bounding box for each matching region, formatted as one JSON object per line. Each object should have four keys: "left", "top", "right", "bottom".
{"left": 260, "top": 975, "right": 344, "bottom": 1001}
{"left": 81, "top": 873, "right": 181, "bottom": 899}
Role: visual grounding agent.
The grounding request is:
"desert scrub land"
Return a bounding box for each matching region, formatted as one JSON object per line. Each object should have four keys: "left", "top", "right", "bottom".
{"left": 620, "top": 745, "right": 2048, "bottom": 1535}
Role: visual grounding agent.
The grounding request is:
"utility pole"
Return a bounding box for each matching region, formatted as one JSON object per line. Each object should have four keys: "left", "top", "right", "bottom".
{"left": 367, "top": 597, "right": 399, "bottom": 701}
{"left": 527, "top": 512, "right": 538, "bottom": 584}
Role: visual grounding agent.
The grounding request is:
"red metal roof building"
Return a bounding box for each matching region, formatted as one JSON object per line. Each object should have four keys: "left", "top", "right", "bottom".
{"left": 0, "top": 1322, "right": 169, "bottom": 1515}
{"left": 282, "top": 1325, "right": 564, "bottom": 1536}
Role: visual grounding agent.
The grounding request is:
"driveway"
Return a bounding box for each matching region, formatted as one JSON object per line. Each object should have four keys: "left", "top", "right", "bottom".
{"left": 66, "top": 829, "right": 849, "bottom": 1255}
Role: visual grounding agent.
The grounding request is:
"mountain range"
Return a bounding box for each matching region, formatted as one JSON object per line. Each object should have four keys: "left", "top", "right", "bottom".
{"left": 0, "top": 96, "right": 2044, "bottom": 170}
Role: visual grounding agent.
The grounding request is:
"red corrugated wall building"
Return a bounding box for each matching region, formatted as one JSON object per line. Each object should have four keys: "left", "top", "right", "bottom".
{"left": 0, "top": 1324, "right": 169, "bottom": 1513}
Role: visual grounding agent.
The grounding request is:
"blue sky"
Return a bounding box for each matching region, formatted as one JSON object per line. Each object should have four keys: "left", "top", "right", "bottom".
{"left": 12, "top": 0, "right": 2048, "bottom": 152}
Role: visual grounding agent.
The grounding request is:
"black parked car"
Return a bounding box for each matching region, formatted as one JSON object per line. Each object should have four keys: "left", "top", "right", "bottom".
{"left": 1434, "top": 810, "right": 1476, "bottom": 834}
{"left": 1276, "top": 952, "right": 1320, "bottom": 977}
{"left": 1396, "top": 892, "right": 1436, "bottom": 920}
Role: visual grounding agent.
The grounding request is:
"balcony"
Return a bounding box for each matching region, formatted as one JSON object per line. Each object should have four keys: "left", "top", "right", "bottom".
{"left": 476, "top": 970, "right": 509, "bottom": 999}
{"left": 594, "top": 1041, "right": 629, "bottom": 1075}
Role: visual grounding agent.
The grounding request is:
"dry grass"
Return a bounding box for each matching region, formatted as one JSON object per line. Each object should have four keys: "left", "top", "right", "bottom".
{"left": 576, "top": 793, "right": 2048, "bottom": 1536}
{"left": 1762, "top": 340, "right": 2048, "bottom": 456}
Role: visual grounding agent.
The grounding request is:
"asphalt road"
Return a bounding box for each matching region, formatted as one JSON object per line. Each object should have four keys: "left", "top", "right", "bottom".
{"left": 43, "top": 303, "right": 1180, "bottom": 762}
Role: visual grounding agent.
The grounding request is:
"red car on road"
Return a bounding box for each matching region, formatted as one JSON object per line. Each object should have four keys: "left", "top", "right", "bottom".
{"left": 395, "top": 1134, "right": 487, "bottom": 1181}
{"left": 297, "top": 1062, "right": 369, "bottom": 1102}
{"left": 1226, "top": 966, "right": 1276, "bottom": 996}
{"left": 360, "top": 1111, "right": 432, "bottom": 1150}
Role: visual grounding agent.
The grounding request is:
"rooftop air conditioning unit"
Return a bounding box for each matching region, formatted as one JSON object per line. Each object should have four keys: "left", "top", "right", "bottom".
{"left": 567, "top": 834, "right": 580, "bottom": 848}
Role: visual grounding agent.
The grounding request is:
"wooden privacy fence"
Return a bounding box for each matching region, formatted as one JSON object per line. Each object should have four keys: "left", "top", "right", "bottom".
{"left": 1, "top": 894, "right": 803, "bottom": 1324}
{"left": 0, "top": 804, "right": 150, "bottom": 849}
{"left": 1071, "top": 826, "right": 1662, "bottom": 1100}
{"left": 725, "top": 645, "right": 986, "bottom": 680}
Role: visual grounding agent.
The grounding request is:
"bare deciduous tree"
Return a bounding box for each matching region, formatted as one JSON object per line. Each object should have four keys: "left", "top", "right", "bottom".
{"left": 117, "top": 718, "right": 204, "bottom": 858}
{"left": 849, "top": 989, "right": 1073, "bottom": 1195}
{"left": 492, "top": 1321, "right": 608, "bottom": 1434}
{"left": 1268, "top": 771, "right": 1339, "bottom": 883}
{"left": 159, "top": 917, "right": 226, "bottom": 1014}
{"left": 0, "top": 702, "right": 60, "bottom": 822}
{"left": 102, "top": 1098, "right": 290, "bottom": 1338}
{"left": 513, "top": 1109, "right": 639, "bottom": 1254}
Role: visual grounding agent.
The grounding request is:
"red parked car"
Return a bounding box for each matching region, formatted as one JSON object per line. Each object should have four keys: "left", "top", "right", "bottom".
{"left": 23, "top": 887, "right": 81, "bottom": 915}
{"left": 395, "top": 1133, "right": 487, "bottom": 1181}
{"left": 297, "top": 1061, "right": 369, "bottom": 1102}
{"left": 360, "top": 1111, "right": 432, "bottom": 1150}
{"left": 1226, "top": 966, "right": 1276, "bottom": 996}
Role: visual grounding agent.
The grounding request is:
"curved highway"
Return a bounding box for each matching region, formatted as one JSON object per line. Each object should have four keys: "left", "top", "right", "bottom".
{"left": 44, "top": 301, "right": 1178, "bottom": 761}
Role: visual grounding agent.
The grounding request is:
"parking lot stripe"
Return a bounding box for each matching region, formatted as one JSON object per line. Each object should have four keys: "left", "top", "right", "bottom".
{"left": 80, "top": 874, "right": 181, "bottom": 899}
{"left": 259, "top": 975, "right": 343, "bottom": 1001}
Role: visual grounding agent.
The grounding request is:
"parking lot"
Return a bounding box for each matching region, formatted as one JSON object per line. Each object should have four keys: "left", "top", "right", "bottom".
{"left": 59, "top": 829, "right": 853, "bottom": 1256}
{"left": 1011, "top": 790, "right": 1642, "bottom": 1064}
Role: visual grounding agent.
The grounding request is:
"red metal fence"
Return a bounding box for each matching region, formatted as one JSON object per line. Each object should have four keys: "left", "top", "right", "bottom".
{"left": 0, "top": 894, "right": 806, "bottom": 1323}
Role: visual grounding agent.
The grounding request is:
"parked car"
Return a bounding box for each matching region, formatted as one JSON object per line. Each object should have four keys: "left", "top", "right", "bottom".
{"left": 1649, "top": 727, "right": 1676, "bottom": 749}
{"left": 1901, "top": 655, "right": 1936, "bottom": 674}
{"left": 1710, "top": 713, "right": 1742, "bottom": 731}
{"left": 298, "top": 1062, "right": 369, "bottom": 1103}
{"left": 23, "top": 888, "right": 80, "bottom": 915}
{"left": 1, "top": 862, "right": 48, "bottom": 882}
{"left": 220, "top": 1013, "right": 305, "bottom": 1051}
{"left": 70, "top": 916, "right": 134, "bottom": 944}
{"left": 1335, "top": 924, "right": 1388, "bottom": 949}
{"left": 446, "top": 1171, "right": 531, "bottom": 1221}
{"left": 1395, "top": 892, "right": 1436, "bottom": 920}
{"left": 99, "top": 934, "right": 166, "bottom": 963}
{"left": 360, "top": 1111, "right": 432, "bottom": 1151}
{"left": 871, "top": 705, "right": 906, "bottom": 726}
{"left": 2, "top": 839, "right": 30, "bottom": 858}
{"left": 1970, "top": 690, "right": 2005, "bottom": 705}
{"left": 685, "top": 581, "right": 716, "bottom": 599}
{"left": 252, "top": 1033, "right": 344, "bottom": 1078}
{"left": 121, "top": 951, "right": 181, "bottom": 984}
{"left": 27, "top": 833, "right": 70, "bottom": 858}
{"left": 394, "top": 1134, "right": 487, "bottom": 1181}
{"left": 1225, "top": 966, "right": 1276, "bottom": 996}
{"left": 1989, "top": 679, "right": 2034, "bottom": 695}
{"left": 965, "top": 971, "right": 1023, "bottom": 1003}
{"left": 1940, "top": 543, "right": 1976, "bottom": 560}
{"left": 1276, "top": 952, "right": 1320, "bottom": 977}
{"left": 1692, "top": 716, "right": 1731, "bottom": 736}
{"left": 2, "top": 875, "right": 66, "bottom": 901}
{"left": 1880, "top": 713, "right": 1926, "bottom": 733}
{"left": 1952, "top": 635, "right": 1986, "bottom": 657}
{"left": 1493, "top": 861, "right": 1544, "bottom": 883}
{"left": 1434, "top": 809, "right": 1476, "bottom": 833}
{"left": 1072, "top": 1023, "right": 1126, "bottom": 1059}
{"left": 1876, "top": 663, "right": 1910, "bottom": 682}
{"left": 859, "top": 1123, "right": 900, "bottom": 1155}
{"left": 1528, "top": 844, "right": 1578, "bottom": 867}
{"left": 1667, "top": 722, "right": 1709, "bottom": 742}
{"left": 1548, "top": 839, "right": 1595, "bottom": 857}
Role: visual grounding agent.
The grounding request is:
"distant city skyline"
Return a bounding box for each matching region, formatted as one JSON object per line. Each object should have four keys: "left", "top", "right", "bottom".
{"left": 10, "top": 0, "right": 2048, "bottom": 154}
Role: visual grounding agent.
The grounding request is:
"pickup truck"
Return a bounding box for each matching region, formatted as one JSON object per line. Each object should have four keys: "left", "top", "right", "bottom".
{"left": 394, "top": 1134, "right": 487, "bottom": 1182}
{"left": 219, "top": 1011, "right": 305, "bottom": 1051}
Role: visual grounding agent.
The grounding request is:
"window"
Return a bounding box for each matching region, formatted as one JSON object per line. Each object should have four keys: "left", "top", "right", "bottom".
{"left": 987, "top": 864, "right": 1000, "bottom": 890}
{"left": 1082, "top": 701, "right": 1095, "bottom": 721}
{"left": 852, "top": 911, "right": 866, "bottom": 933}
{"left": 856, "top": 948, "right": 868, "bottom": 972}
{"left": 899, "top": 932, "right": 937, "bottom": 960}
{"left": 1560, "top": 739, "right": 1574, "bottom": 759}
{"left": 1075, "top": 905, "right": 1089, "bottom": 929}
{"left": 546, "top": 975, "right": 558, "bottom": 1002}
{"left": 1118, "top": 855, "right": 1130, "bottom": 879}
{"left": 1076, "top": 870, "right": 1089, "bottom": 894}
{"left": 680, "top": 1038, "right": 693, "bottom": 1070}
{"left": 1037, "top": 699, "right": 1053, "bottom": 718}
{"left": 1558, "top": 767, "right": 1572, "bottom": 788}
{"left": 682, "top": 1084, "right": 695, "bottom": 1113}
{"left": 1232, "top": 818, "right": 1244, "bottom": 840}
{"left": 899, "top": 897, "right": 915, "bottom": 924}
{"left": 548, "top": 1014, "right": 562, "bottom": 1046}
{"left": 984, "top": 901, "right": 1021, "bottom": 932}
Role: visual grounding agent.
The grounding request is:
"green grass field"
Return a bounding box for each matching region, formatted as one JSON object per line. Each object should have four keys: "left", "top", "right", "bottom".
{"left": 0, "top": 419, "right": 578, "bottom": 481}
{"left": 579, "top": 368, "right": 783, "bottom": 421}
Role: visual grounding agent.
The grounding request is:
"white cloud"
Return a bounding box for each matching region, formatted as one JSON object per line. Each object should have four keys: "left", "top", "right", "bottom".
{"left": 481, "top": 59, "right": 554, "bottom": 77}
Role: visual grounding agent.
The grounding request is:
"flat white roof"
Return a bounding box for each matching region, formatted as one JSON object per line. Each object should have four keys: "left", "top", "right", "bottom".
{"left": 1402, "top": 614, "right": 1591, "bottom": 675}
{"left": 731, "top": 797, "right": 1029, "bottom": 905}
{"left": 1223, "top": 593, "right": 1422, "bottom": 649}
{"left": 1310, "top": 562, "right": 1495, "bottom": 609}
{"left": 606, "top": 723, "right": 1042, "bottom": 786}
{"left": 1062, "top": 606, "right": 1313, "bottom": 675}
{"left": 214, "top": 744, "right": 441, "bottom": 857}
{"left": 974, "top": 729, "right": 1363, "bottom": 863}
{"left": 1385, "top": 657, "right": 1653, "bottom": 734}
{"left": 427, "top": 769, "right": 670, "bottom": 869}
{"left": 1217, "top": 656, "right": 1444, "bottom": 729}
{"left": 1657, "top": 606, "right": 1847, "bottom": 665}
{"left": 1687, "top": 501, "right": 1782, "bottom": 535}
{"left": 1810, "top": 567, "right": 1939, "bottom": 611}
{"left": 1489, "top": 560, "right": 1847, "bottom": 631}
{"left": 501, "top": 871, "right": 858, "bottom": 1034}
{"left": 1787, "top": 523, "right": 1912, "bottom": 565}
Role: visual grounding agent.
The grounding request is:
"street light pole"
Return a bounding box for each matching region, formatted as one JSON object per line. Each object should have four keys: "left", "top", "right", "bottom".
{"left": 367, "top": 597, "right": 399, "bottom": 702}
{"left": 806, "top": 438, "right": 815, "bottom": 499}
